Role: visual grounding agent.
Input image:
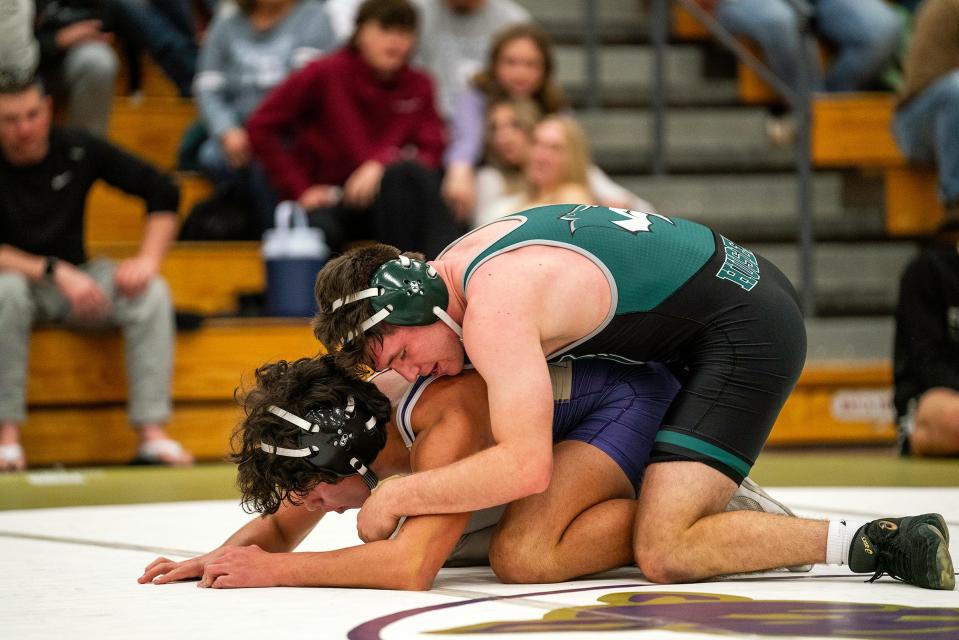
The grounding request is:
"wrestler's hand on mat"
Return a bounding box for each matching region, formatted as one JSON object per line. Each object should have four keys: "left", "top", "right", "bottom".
{"left": 53, "top": 262, "right": 111, "bottom": 321}
{"left": 198, "top": 545, "right": 280, "bottom": 589}
{"left": 115, "top": 255, "right": 159, "bottom": 298}
{"left": 139, "top": 549, "right": 226, "bottom": 585}
{"left": 356, "top": 480, "right": 402, "bottom": 543}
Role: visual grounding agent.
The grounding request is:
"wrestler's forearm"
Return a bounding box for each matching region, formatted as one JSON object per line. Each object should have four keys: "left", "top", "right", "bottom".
{"left": 222, "top": 504, "right": 324, "bottom": 552}
{"left": 273, "top": 513, "right": 470, "bottom": 590}
{"left": 272, "top": 543, "right": 429, "bottom": 589}
{"left": 387, "top": 441, "right": 553, "bottom": 517}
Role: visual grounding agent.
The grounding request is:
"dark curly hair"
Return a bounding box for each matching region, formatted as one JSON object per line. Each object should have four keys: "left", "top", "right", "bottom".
{"left": 231, "top": 355, "right": 392, "bottom": 515}
{"left": 312, "top": 243, "right": 426, "bottom": 372}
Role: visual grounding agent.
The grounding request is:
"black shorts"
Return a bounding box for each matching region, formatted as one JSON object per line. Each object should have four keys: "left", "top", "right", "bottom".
{"left": 627, "top": 247, "right": 806, "bottom": 483}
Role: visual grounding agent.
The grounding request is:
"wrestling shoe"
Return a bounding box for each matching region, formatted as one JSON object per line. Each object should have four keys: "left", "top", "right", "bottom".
{"left": 726, "top": 477, "right": 812, "bottom": 572}
{"left": 849, "top": 513, "right": 954, "bottom": 590}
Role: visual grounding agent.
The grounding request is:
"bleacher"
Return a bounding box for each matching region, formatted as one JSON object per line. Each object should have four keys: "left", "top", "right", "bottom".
{"left": 20, "top": 51, "right": 313, "bottom": 465}
{"left": 22, "top": 0, "right": 910, "bottom": 467}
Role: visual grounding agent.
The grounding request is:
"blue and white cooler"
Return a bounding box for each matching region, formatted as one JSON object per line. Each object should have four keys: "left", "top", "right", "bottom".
{"left": 262, "top": 201, "right": 330, "bottom": 317}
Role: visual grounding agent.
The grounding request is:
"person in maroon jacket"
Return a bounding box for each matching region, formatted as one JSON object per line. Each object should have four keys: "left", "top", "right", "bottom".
{"left": 247, "top": 0, "right": 461, "bottom": 258}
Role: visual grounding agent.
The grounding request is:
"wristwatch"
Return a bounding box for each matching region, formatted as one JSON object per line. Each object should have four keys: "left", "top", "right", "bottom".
{"left": 43, "top": 256, "right": 59, "bottom": 282}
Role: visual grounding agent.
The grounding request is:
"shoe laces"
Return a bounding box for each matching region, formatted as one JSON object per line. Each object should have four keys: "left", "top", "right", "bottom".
{"left": 865, "top": 532, "right": 911, "bottom": 585}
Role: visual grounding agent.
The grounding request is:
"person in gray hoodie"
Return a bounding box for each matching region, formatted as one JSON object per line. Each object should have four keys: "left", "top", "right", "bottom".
{"left": 192, "top": 0, "right": 335, "bottom": 230}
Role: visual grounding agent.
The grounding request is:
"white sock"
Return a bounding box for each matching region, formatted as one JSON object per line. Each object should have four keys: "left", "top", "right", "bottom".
{"left": 825, "top": 518, "right": 866, "bottom": 565}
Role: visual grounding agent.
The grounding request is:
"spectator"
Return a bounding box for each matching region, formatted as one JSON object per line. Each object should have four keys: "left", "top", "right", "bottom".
{"left": 416, "top": 0, "right": 530, "bottom": 119}
{"left": 0, "top": 0, "right": 39, "bottom": 86}
{"left": 892, "top": 0, "right": 959, "bottom": 225}
{"left": 474, "top": 99, "right": 655, "bottom": 228}
{"left": 193, "top": 0, "right": 335, "bottom": 231}
{"left": 108, "top": 0, "right": 202, "bottom": 97}
{"left": 443, "top": 23, "right": 565, "bottom": 220}
{"left": 34, "top": 0, "right": 119, "bottom": 136}
{"left": 0, "top": 78, "right": 190, "bottom": 471}
{"left": 702, "top": 0, "right": 902, "bottom": 143}
{"left": 712, "top": 0, "right": 901, "bottom": 93}
{"left": 893, "top": 221, "right": 959, "bottom": 457}
{"left": 478, "top": 114, "right": 593, "bottom": 225}
{"left": 323, "top": 0, "right": 530, "bottom": 111}
{"left": 247, "top": 0, "right": 459, "bottom": 258}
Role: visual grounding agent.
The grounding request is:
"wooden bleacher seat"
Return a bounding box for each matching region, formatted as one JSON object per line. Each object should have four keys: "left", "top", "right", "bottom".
{"left": 93, "top": 241, "right": 264, "bottom": 315}
{"left": 114, "top": 48, "right": 181, "bottom": 99}
{"left": 672, "top": 5, "right": 711, "bottom": 40}
{"left": 22, "top": 331, "right": 895, "bottom": 467}
{"left": 884, "top": 166, "right": 942, "bottom": 236}
{"left": 108, "top": 96, "right": 197, "bottom": 170}
{"left": 22, "top": 320, "right": 322, "bottom": 466}
{"left": 769, "top": 361, "right": 896, "bottom": 445}
{"left": 811, "top": 93, "right": 945, "bottom": 236}
{"left": 85, "top": 172, "right": 263, "bottom": 315}
{"left": 812, "top": 93, "right": 901, "bottom": 166}
{"left": 86, "top": 173, "right": 212, "bottom": 247}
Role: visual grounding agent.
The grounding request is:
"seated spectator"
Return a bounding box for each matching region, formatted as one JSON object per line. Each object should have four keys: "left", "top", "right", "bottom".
{"left": 247, "top": 0, "right": 459, "bottom": 258}
{"left": 193, "top": 0, "right": 335, "bottom": 232}
{"left": 712, "top": 0, "right": 901, "bottom": 92}
{"left": 893, "top": 221, "right": 959, "bottom": 457}
{"left": 478, "top": 115, "right": 593, "bottom": 225}
{"left": 0, "top": 78, "right": 191, "bottom": 471}
{"left": 107, "top": 0, "right": 203, "bottom": 97}
{"left": 416, "top": 0, "right": 530, "bottom": 119}
{"left": 34, "top": 0, "right": 119, "bottom": 136}
{"left": 323, "top": 0, "right": 530, "bottom": 111}
{"left": 892, "top": 0, "right": 959, "bottom": 225}
{"left": 474, "top": 99, "right": 655, "bottom": 228}
{"left": 701, "top": 0, "right": 902, "bottom": 143}
{"left": 0, "top": 0, "right": 39, "bottom": 86}
{"left": 443, "top": 23, "right": 565, "bottom": 220}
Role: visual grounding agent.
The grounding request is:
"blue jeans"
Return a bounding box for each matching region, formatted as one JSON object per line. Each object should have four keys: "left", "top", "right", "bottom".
{"left": 198, "top": 137, "right": 278, "bottom": 233}
{"left": 716, "top": 0, "right": 901, "bottom": 93}
{"left": 893, "top": 70, "right": 959, "bottom": 208}
{"left": 109, "top": 0, "right": 198, "bottom": 96}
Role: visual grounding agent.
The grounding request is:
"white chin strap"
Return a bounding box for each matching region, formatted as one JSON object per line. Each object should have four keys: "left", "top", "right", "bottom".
{"left": 330, "top": 259, "right": 462, "bottom": 342}
{"left": 432, "top": 307, "right": 463, "bottom": 339}
{"left": 260, "top": 402, "right": 379, "bottom": 489}
{"left": 343, "top": 305, "right": 462, "bottom": 342}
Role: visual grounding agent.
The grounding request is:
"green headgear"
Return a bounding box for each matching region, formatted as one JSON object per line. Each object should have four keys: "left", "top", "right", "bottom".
{"left": 331, "top": 255, "right": 462, "bottom": 341}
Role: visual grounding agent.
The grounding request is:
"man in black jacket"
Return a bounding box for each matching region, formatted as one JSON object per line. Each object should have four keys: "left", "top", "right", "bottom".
{"left": 0, "top": 78, "right": 190, "bottom": 470}
{"left": 894, "top": 221, "right": 959, "bottom": 456}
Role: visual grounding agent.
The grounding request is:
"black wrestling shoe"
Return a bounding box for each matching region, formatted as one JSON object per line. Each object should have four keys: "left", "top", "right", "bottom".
{"left": 848, "top": 513, "right": 955, "bottom": 590}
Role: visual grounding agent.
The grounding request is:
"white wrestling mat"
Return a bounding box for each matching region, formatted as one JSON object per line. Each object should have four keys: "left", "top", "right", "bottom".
{"left": 1, "top": 488, "right": 957, "bottom": 639}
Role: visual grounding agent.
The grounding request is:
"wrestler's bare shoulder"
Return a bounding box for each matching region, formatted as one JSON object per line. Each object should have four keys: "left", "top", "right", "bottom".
{"left": 441, "top": 218, "right": 608, "bottom": 302}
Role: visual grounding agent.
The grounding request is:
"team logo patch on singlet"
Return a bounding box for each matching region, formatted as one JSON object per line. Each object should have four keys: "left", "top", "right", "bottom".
{"left": 716, "top": 235, "right": 760, "bottom": 291}
{"left": 559, "top": 205, "right": 674, "bottom": 237}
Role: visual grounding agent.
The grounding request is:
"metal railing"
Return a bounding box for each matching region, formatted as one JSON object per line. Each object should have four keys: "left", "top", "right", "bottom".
{"left": 582, "top": 0, "right": 819, "bottom": 317}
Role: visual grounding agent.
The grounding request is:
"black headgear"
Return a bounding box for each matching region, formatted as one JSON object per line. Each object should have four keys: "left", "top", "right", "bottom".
{"left": 259, "top": 396, "right": 385, "bottom": 490}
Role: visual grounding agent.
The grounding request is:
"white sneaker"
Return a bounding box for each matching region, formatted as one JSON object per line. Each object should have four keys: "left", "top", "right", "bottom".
{"left": 726, "top": 477, "right": 813, "bottom": 572}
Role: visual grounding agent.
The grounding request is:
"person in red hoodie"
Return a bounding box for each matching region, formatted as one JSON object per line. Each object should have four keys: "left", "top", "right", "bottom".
{"left": 247, "top": 0, "right": 461, "bottom": 258}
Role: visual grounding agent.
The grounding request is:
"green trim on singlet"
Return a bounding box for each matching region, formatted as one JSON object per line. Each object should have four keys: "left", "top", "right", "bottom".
{"left": 654, "top": 430, "right": 752, "bottom": 478}
{"left": 463, "top": 204, "right": 716, "bottom": 314}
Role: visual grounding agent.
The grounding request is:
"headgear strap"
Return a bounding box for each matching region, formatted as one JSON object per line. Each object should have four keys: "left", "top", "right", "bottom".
{"left": 331, "top": 256, "right": 463, "bottom": 342}
{"left": 260, "top": 400, "right": 380, "bottom": 490}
